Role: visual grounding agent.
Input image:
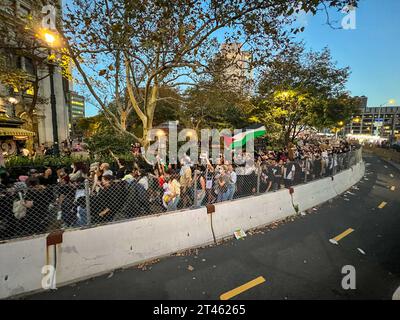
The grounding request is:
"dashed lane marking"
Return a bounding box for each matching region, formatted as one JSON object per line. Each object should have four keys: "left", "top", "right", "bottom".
{"left": 220, "top": 276, "right": 266, "bottom": 300}
{"left": 331, "top": 228, "right": 354, "bottom": 243}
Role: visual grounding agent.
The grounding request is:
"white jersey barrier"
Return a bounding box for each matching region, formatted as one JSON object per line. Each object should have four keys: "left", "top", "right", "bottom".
{"left": 0, "top": 161, "right": 365, "bottom": 299}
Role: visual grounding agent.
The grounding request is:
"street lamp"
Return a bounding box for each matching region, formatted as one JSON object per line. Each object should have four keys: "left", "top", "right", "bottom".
{"left": 8, "top": 97, "right": 18, "bottom": 117}
{"left": 43, "top": 30, "right": 59, "bottom": 156}
{"left": 376, "top": 99, "right": 396, "bottom": 138}
{"left": 336, "top": 121, "right": 344, "bottom": 139}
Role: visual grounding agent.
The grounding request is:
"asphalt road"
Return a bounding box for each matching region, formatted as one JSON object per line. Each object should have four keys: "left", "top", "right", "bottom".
{"left": 26, "top": 155, "right": 400, "bottom": 300}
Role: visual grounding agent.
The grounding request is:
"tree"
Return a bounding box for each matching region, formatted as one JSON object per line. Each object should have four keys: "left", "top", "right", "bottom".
{"left": 253, "top": 43, "right": 360, "bottom": 145}
{"left": 60, "top": 0, "right": 358, "bottom": 146}
{"left": 181, "top": 82, "right": 252, "bottom": 130}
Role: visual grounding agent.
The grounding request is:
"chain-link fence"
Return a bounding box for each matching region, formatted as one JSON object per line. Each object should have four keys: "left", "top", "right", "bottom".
{"left": 0, "top": 148, "right": 363, "bottom": 242}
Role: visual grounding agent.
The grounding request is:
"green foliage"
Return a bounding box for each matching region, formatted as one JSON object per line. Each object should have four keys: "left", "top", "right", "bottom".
{"left": 249, "top": 90, "right": 319, "bottom": 144}
{"left": 85, "top": 132, "right": 135, "bottom": 158}
{"left": 253, "top": 43, "right": 360, "bottom": 145}
{"left": 62, "top": 0, "right": 358, "bottom": 142}
{"left": 182, "top": 84, "right": 252, "bottom": 130}
{"left": 5, "top": 155, "right": 82, "bottom": 168}
{"left": 0, "top": 54, "right": 30, "bottom": 93}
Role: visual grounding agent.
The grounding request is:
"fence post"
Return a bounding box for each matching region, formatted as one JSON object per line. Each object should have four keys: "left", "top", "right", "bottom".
{"left": 304, "top": 159, "right": 308, "bottom": 183}
{"left": 346, "top": 151, "right": 351, "bottom": 169}
{"left": 193, "top": 170, "right": 198, "bottom": 208}
{"left": 333, "top": 154, "right": 337, "bottom": 175}
{"left": 84, "top": 179, "right": 91, "bottom": 226}
{"left": 256, "top": 164, "right": 261, "bottom": 195}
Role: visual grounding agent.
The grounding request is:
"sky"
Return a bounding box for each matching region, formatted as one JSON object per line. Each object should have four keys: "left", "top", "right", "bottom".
{"left": 80, "top": 0, "right": 400, "bottom": 116}
{"left": 296, "top": 0, "right": 400, "bottom": 108}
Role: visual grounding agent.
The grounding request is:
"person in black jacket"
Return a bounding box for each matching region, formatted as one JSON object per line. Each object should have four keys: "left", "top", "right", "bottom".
{"left": 120, "top": 179, "right": 150, "bottom": 219}
{"left": 91, "top": 175, "right": 124, "bottom": 224}
{"left": 24, "top": 178, "right": 54, "bottom": 235}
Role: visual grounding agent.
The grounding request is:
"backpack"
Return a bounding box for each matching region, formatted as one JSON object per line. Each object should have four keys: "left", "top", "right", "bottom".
{"left": 13, "top": 192, "right": 27, "bottom": 220}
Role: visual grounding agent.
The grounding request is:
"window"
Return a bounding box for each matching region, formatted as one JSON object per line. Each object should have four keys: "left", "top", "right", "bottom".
{"left": 18, "top": 4, "right": 30, "bottom": 18}
{"left": 0, "top": 1, "right": 16, "bottom": 15}
{"left": 24, "top": 57, "right": 34, "bottom": 74}
{"left": 16, "top": 56, "right": 23, "bottom": 69}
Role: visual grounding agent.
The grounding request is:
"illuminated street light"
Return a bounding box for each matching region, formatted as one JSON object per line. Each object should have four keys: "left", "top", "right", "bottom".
{"left": 44, "top": 32, "right": 56, "bottom": 45}
{"left": 156, "top": 130, "right": 165, "bottom": 137}
{"left": 8, "top": 97, "right": 18, "bottom": 104}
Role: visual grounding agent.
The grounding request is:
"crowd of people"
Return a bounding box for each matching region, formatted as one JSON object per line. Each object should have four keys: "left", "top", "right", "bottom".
{"left": 0, "top": 136, "right": 361, "bottom": 240}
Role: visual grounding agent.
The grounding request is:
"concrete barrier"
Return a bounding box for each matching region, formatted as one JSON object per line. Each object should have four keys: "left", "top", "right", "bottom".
{"left": 292, "top": 177, "right": 337, "bottom": 213}
{"left": 211, "top": 188, "right": 296, "bottom": 240}
{"left": 0, "top": 161, "right": 365, "bottom": 299}
{"left": 0, "top": 208, "right": 214, "bottom": 299}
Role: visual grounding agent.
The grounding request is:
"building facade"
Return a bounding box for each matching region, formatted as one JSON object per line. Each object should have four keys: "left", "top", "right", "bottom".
{"left": 68, "top": 91, "right": 85, "bottom": 137}
{"left": 219, "top": 43, "right": 254, "bottom": 93}
{"left": 0, "top": 0, "right": 70, "bottom": 151}
{"left": 345, "top": 97, "right": 400, "bottom": 141}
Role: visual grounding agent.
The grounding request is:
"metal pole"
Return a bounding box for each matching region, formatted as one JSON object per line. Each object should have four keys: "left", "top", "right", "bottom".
{"left": 256, "top": 165, "right": 260, "bottom": 195}
{"left": 304, "top": 159, "right": 308, "bottom": 183}
{"left": 333, "top": 154, "right": 337, "bottom": 175}
{"left": 84, "top": 179, "right": 91, "bottom": 226}
{"left": 48, "top": 53, "right": 59, "bottom": 156}
{"left": 193, "top": 170, "right": 198, "bottom": 208}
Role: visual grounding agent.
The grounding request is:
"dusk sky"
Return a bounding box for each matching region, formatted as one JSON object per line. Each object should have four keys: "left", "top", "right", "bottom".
{"left": 81, "top": 0, "right": 400, "bottom": 116}
{"left": 298, "top": 0, "right": 399, "bottom": 108}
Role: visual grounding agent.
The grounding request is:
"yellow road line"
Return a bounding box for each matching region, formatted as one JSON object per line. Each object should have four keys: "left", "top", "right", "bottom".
{"left": 220, "top": 276, "right": 266, "bottom": 300}
{"left": 333, "top": 228, "right": 354, "bottom": 242}
{"left": 390, "top": 186, "right": 396, "bottom": 191}
{"left": 378, "top": 202, "right": 387, "bottom": 209}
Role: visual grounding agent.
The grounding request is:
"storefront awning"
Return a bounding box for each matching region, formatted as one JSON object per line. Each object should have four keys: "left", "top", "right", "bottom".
{"left": 0, "top": 127, "right": 35, "bottom": 137}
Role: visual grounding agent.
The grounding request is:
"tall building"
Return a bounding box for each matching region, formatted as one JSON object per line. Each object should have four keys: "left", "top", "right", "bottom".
{"left": 0, "top": 0, "right": 70, "bottom": 151}
{"left": 68, "top": 91, "right": 85, "bottom": 137}
{"left": 345, "top": 96, "right": 400, "bottom": 141}
{"left": 219, "top": 43, "right": 254, "bottom": 93}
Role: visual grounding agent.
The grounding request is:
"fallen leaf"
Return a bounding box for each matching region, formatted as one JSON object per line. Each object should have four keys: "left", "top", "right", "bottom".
{"left": 187, "top": 265, "right": 194, "bottom": 271}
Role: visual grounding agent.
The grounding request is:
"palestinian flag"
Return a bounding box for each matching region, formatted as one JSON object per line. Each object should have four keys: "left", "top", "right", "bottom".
{"left": 223, "top": 125, "right": 267, "bottom": 149}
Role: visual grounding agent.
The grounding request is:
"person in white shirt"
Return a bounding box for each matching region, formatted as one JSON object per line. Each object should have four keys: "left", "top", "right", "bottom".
{"left": 283, "top": 160, "right": 296, "bottom": 188}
